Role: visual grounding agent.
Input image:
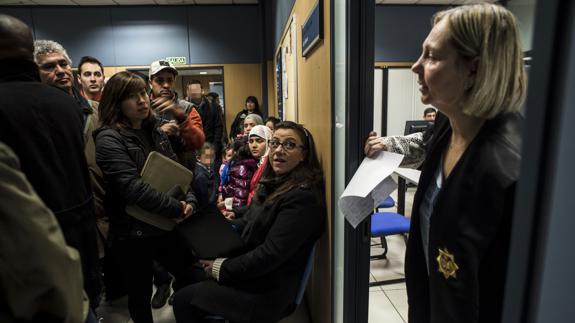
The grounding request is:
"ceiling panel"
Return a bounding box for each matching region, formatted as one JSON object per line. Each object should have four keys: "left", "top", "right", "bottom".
{"left": 154, "top": 0, "right": 196, "bottom": 4}
{"left": 0, "top": 0, "right": 256, "bottom": 5}
{"left": 0, "top": 0, "right": 38, "bottom": 5}
{"left": 462, "top": 0, "right": 496, "bottom": 3}
{"left": 194, "top": 0, "right": 232, "bottom": 4}
{"left": 73, "top": 0, "right": 117, "bottom": 5}
{"left": 30, "top": 0, "right": 76, "bottom": 4}
{"left": 415, "top": 0, "right": 455, "bottom": 4}
{"left": 112, "top": 0, "right": 157, "bottom": 4}
{"left": 380, "top": 0, "right": 419, "bottom": 4}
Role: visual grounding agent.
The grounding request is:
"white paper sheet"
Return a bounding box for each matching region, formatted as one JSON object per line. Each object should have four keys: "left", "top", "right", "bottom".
{"left": 338, "top": 152, "right": 404, "bottom": 228}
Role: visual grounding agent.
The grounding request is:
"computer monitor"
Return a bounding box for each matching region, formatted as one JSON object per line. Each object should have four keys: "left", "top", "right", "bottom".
{"left": 404, "top": 120, "right": 432, "bottom": 135}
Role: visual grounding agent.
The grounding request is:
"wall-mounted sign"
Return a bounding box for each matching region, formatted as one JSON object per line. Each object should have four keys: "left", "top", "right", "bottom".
{"left": 301, "top": 1, "right": 323, "bottom": 58}
{"left": 165, "top": 56, "right": 187, "bottom": 65}
{"left": 276, "top": 49, "right": 284, "bottom": 121}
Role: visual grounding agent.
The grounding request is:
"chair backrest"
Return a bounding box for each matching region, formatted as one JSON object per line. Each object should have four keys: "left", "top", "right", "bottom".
{"left": 295, "top": 244, "right": 316, "bottom": 306}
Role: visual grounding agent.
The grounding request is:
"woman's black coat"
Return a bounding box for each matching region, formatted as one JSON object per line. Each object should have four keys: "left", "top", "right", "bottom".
{"left": 229, "top": 109, "right": 262, "bottom": 140}
{"left": 183, "top": 184, "right": 324, "bottom": 323}
{"left": 405, "top": 112, "right": 523, "bottom": 323}
{"left": 95, "top": 121, "right": 197, "bottom": 240}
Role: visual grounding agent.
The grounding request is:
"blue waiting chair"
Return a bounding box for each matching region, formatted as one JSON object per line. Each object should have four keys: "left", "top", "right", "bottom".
{"left": 294, "top": 245, "right": 316, "bottom": 308}
{"left": 376, "top": 196, "right": 395, "bottom": 209}
{"left": 370, "top": 212, "right": 410, "bottom": 287}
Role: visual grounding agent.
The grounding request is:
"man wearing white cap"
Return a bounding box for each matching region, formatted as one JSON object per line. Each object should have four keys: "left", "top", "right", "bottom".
{"left": 148, "top": 59, "right": 205, "bottom": 165}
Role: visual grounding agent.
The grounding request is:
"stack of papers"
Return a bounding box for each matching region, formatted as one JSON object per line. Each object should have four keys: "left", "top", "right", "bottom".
{"left": 338, "top": 152, "right": 404, "bottom": 228}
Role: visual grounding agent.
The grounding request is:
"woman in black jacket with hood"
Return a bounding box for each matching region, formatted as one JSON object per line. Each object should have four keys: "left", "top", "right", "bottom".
{"left": 95, "top": 71, "right": 197, "bottom": 323}
{"left": 229, "top": 96, "right": 263, "bottom": 140}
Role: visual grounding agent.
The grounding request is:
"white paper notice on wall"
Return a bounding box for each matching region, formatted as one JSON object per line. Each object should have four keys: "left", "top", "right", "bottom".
{"left": 339, "top": 152, "right": 404, "bottom": 228}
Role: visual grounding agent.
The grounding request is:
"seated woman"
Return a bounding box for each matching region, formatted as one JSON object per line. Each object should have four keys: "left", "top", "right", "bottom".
{"left": 247, "top": 125, "right": 273, "bottom": 205}
{"left": 173, "top": 121, "right": 325, "bottom": 323}
{"left": 94, "top": 71, "right": 197, "bottom": 323}
{"left": 242, "top": 113, "right": 264, "bottom": 138}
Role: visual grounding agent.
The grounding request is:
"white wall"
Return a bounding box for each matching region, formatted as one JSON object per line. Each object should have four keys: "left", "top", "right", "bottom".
{"left": 373, "top": 69, "right": 384, "bottom": 135}
{"left": 385, "top": 68, "right": 429, "bottom": 136}
{"left": 508, "top": 0, "right": 536, "bottom": 52}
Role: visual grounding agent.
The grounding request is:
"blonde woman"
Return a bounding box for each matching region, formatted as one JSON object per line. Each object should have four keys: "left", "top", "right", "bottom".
{"left": 405, "top": 4, "right": 526, "bottom": 322}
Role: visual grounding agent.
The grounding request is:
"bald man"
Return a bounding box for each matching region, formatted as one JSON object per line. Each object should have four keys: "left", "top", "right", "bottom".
{"left": 0, "top": 14, "right": 34, "bottom": 61}
{"left": 0, "top": 14, "right": 101, "bottom": 311}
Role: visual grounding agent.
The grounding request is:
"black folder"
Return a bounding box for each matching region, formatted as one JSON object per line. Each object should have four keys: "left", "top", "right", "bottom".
{"left": 175, "top": 204, "right": 245, "bottom": 260}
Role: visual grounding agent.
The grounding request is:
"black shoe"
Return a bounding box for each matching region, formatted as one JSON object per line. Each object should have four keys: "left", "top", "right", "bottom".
{"left": 151, "top": 280, "right": 172, "bottom": 309}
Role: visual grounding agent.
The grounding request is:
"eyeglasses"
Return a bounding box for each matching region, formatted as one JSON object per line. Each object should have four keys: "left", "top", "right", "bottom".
{"left": 269, "top": 139, "right": 305, "bottom": 152}
{"left": 39, "top": 59, "right": 69, "bottom": 72}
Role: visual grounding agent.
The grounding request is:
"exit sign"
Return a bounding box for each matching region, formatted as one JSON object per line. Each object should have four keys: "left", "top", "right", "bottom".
{"left": 165, "top": 57, "right": 187, "bottom": 65}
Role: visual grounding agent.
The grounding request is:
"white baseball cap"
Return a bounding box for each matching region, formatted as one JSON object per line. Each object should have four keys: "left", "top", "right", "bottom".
{"left": 149, "top": 60, "right": 178, "bottom": 79}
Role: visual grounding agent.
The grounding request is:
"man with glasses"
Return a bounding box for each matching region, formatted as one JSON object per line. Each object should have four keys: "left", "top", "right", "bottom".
{"left": 34, "top": 40, "right": 92, "bottom": 113}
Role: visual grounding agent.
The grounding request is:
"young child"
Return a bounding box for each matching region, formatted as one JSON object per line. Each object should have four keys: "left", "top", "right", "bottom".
{"left": 217, "top": 143, "right": 234, "bottom": 211}
{"left": 220, "top": 139, "right": 257, "bottom": 211}
{"left": 192, "top": 142, "right": 218, "bottom": 209}
{"left": 219, "top": 143, "right": 234, "bottom": 179}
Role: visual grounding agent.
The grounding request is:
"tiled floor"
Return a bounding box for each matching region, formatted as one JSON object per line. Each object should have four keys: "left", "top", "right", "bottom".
{"left": 368, "top": 187, "right": 415, "bottom": 323}
{"left": 96, "top": 285, "right": 310, "bottom": 323}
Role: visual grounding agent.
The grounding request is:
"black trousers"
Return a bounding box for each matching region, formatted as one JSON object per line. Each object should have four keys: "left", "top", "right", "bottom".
{"left": 59, "top": 215, "right": 102, "bottom": 309}
{"left": 172, "top": 279, "right": 288, "bottom": 323}
{"left": 113, "top": 233, "right": 202, "bottom": 323}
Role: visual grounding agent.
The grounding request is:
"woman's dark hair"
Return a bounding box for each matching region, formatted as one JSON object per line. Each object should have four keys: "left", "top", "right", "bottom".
{"left": 265, "top": 116, "right": 281, "bottom": 127}
{"left": 99, "top": 71, "right": 154, "bottom": 129}
{"left": 245, "top": 96, "right": 261, "bottom": 114}
{"left": 255, "top": 121, "right": 325, "bottom": 206}
{"left": 229, "top": 138, "right": 254, "bottom": 164}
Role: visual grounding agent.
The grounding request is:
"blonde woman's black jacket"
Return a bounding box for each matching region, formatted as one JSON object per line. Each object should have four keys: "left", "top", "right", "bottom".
{"left": 95, "top": 121, "right": 197, "bottom": 240}
{"left": 405, "top": 112, "right": 523, "bottom": 323}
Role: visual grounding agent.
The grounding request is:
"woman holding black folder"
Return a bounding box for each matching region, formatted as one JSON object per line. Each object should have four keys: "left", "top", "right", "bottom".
{"left": 95, "top": 71, "right": 198, "bottom": 323}
{"left": 173, "top": 121, "right": 325, "bottom": 323}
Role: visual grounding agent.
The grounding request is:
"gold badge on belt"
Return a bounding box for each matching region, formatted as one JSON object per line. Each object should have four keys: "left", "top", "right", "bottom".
{"left": 437, "top": 247, "right": 459, "bottom": 280}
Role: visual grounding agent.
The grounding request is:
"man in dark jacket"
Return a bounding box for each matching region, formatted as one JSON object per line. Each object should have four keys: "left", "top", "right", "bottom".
{"left": 148, "top": 60, "right": 205, "bottom": 171}
{"left": 187, "top": 80, "right": 224, "bottom": 172}
{"left": 0, "top": 15, "right": 101, "bottom": 309}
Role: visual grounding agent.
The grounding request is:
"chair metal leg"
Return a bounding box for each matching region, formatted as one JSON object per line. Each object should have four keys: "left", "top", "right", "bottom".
{"left": 369, "top": 233, "right": 409, "bottom": 287}
{"left": 369, "top": 277, "right": 406, "bottom": 287}
{"left": 370, "top": 236, "right": 388, "bottom": 259}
